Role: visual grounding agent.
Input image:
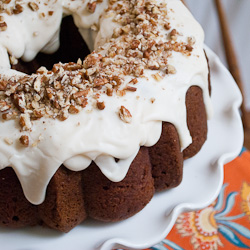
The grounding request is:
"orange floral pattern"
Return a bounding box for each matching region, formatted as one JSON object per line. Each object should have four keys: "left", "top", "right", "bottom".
{"left": 240, "top": 182, "right": 250, "bottom": 221}
{"left": 145, "top": 149, "right": 250, "bottom": 250}
{"left": 175, "top": 206, "right": 223, "bottom": 250}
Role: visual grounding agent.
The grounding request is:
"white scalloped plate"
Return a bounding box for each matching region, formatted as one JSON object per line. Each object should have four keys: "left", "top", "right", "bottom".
{"left": 0, "top": 47, "right": 243, "bottom": 250}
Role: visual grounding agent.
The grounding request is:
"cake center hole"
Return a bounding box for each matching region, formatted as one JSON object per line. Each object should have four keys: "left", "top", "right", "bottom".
{"left": 11, "top": 16, "right": 90, "bottom": 75}
{"left": 12, "top": 216, "right": 19, "bottom": 222}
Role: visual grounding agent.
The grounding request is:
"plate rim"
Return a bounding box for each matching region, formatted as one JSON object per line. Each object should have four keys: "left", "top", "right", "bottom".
{"left": 99, "top": 46, "right": 244, "bottom": 250}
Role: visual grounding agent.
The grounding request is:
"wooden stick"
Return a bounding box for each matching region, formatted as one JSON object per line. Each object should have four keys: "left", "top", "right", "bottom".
{"left": 214, "top": 0, "right": 250, "bottom": 128}
{"left": 180, "top": 0, "right": 187, "bottom": 6}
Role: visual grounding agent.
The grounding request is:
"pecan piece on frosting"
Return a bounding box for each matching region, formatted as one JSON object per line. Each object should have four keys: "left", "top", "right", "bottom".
{"left": 169, "top": 29, "right": 177, "bottom": 40}
{"left": 152, "top": 73, "right": 163, "bottom": 81}
{"left": 97, "top": 101, "right": 105, "bottom": 110}
{"left": 166, "top": 65, "right": 176, "bottom": 74}
{"left": 19, "top": 113, "right": 32, "bottom": 131}
{"left": 11, "top": 93, "right": 26, "bottom": 113}
{"left": 0, "top": 22, "right": 7, "bottom": 31}
{"left": 124, "top": 86, "right": 137, "bottom": 92}
{"left": 0, "top": 80, "right": 7, "bottom": 90}
{"left": 69, "top": 105, "right": 80, "bottom": 114}
{"left": 119, "top": 106, "right": 132, "bottom": 123}
{"left": 87, "top": 2, "right": 97, "bottom": 13}
{"left": 28, "top": 2, "right": 39, "bottom": 12}
{"left": 19, "top": 135, "right": 29, "bottom": 147}
{"left": 13, "top": 4, "right": 24, "bottom": 15}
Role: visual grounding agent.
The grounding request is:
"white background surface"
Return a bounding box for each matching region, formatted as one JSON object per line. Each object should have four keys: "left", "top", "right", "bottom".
{"left": 186, "top": 0, "right": 250, "bottom": 110}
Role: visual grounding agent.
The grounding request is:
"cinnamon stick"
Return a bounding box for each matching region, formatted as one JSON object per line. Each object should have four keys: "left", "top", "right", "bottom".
{"left": 180, "top": 0, "right": 187, "bottom": 6}
{"left": 214, "top": 0, "right": 250, "bottom": 128}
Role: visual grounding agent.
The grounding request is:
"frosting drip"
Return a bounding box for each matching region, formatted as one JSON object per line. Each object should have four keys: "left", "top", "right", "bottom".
{"left": 0, "top": 0, "right": 212, "bottom": 204}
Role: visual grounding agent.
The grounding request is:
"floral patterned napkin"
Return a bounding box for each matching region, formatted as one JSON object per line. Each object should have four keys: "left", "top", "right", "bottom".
{"left": 147, "top": 148, "right": 250, "bottom": 250}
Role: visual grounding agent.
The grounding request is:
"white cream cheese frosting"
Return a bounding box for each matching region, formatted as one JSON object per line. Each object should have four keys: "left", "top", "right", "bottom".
{"left": 0, "top": 0, "right": 212, "bottom": 204}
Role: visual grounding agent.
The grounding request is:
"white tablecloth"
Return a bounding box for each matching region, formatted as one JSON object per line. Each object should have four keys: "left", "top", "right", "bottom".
{"left": 186, "top": 0, "right": 250, "bottom": 110}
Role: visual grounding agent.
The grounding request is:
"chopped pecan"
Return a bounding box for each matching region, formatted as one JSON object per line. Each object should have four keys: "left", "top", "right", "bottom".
{"left": 11, "top": 93, "right": 26, "bottom": 113}
{"left": 13, "top": 4, "right": 24, "bottom": 14}
{"left": 19, "top": 135, "right": 29, "bottom": 147}
{"left": 143, "top": 50, "right": 150, "bottom": 59}
{"left": 36, "top": 66, "right": 47, "bottom": 74}
{"left": 106, "top": 88, "right": 113, "bottom": 96}
{"left": 121, "top": 25, "right": 130, "bottom": 34}
{"left": 93, "top": 77, "right": 109, "bottom": 87}
{"left": 152, "top": 73, "right": 163, "bottom": 81}
{"left": 75, "top": 97, "right": 88, "bottom": 108}
{"left": 33, "top": 76, "right": 42, "bottom": 92}
{"left": 58, "top": 109, "right": 69, "bottom": 121}
{"left": 4, "top": 137, "right": 13, "bottom": 145}
{"left": 0, "top": 22, "right": 7, "bottom": 31}
{"left": 170, "top": 29, "right": 177, "bottom": 40}
{"left": 73, "top": 90, "right": 89, "bottom": 99}
{"left": 87, "top": 2, "right": 97, "bottom": 13}
{"left": 9, "top": 55, "right": 18, "bottom": 65}
{"left": 0, "top": 80, "right": 7, "bottom": 90}
{"left": 134, "top": 65, "right": 144, "bottom": 76}
{"left": 188, "top": 36, "right": 196, "bottom": 45}
{"left": 166, "top": 65, "right": 176, "bottom": 74}
{"left": 185, "top": 44, "right": 193, "bottom": 52}
{"left": 113, "top": 27, "right": 122, "bottom": 38}
{"left": 111, "top": 75, "right": 122, "bottom": 85}
{"left": 46, "top": 87, "right": 55, "bottom": 100}
{"left": 97, "top": 101, "right": 105, "bottom": 110}
{"left": 164, "top": 23, "right": 171, "bottom": 30}
{"left": 124, "top": 86, "right": 137, "bottom": 92}
{"left": 84, "top": 54, "right": 102, "bottom": 68}
{"left": 129, "top": 78, "right": 138, "bottom": 85}
{"left": 2, "top": 111, "right": 17, "bottom": 120}
{"left": 69, "top": 105, "right": 80, "bottom": 114}
{"left": 32, "top": 109, "right": 43, "bottom": 119}
{"left": 19, "top": 114, "right": 31, "bottom": 131}
{"left": 0, "top": 100, "right": 10, "bottom": 112}
{"left": 28, "top": 2, "right": 39, "bottom": 11}
{"left": 148, "top": 61, "right": 160, "bottom": 70}
{"left": 119, "top": 106, "right": 132, "bottom": 123}
{"left": 52, "top": 64, "right": 62, "bottom": 73}
{"left": 150, "top": 97, "right": 156, "bottom": 103}
{"left": 131, "top": 40, "right": 140, "bottom": 50}
{"left": 64, "top": 63, "right": 82, "bottom": 71}
{"left": 117, "top": 90, "right": 125, "bottom": 97}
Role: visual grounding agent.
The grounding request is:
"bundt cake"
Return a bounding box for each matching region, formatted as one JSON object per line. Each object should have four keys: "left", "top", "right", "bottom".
{"left": 0, "top": 0, "right": 212, "bottom": 232}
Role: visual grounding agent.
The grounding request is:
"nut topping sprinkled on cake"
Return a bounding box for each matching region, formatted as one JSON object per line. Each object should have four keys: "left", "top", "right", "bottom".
{"left": 0, "top": 0, "right": 57, "bottom": 24}
{"left": 0, "top": 0, "right": 196, "bottom": 131}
